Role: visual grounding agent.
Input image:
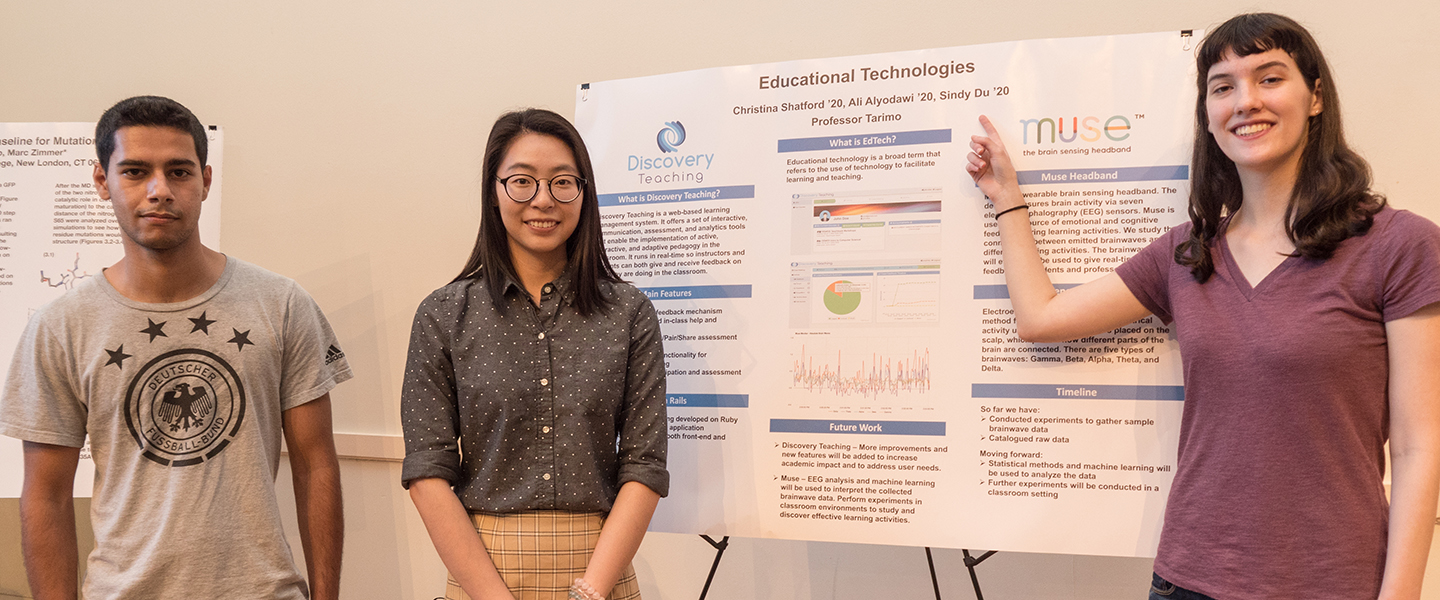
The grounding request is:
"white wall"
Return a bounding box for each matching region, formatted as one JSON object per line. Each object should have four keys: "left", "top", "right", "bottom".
{"left": 3, "top": 1, "right": 1438, "bottom": 598}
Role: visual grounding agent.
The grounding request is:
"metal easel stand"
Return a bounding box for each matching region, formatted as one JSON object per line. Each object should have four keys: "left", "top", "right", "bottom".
{"left": 693, "top": 538, "right": 991, "bottom": 600}
{"left": 926, "top": 547, "right": 942, "bottom": 600}
{"left": 924, "top": 547, "right": 998, "bottom": 599}
{"left": 696, "top": 535, "right": 730, "bottom": 600}
{"left": 962, "top": 549, "right": 997, "bottom": 600}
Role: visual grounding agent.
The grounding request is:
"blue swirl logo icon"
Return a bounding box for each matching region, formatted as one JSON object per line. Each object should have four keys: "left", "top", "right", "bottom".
{"left": 656, "top": 121, "right": 686, "bottom": 153}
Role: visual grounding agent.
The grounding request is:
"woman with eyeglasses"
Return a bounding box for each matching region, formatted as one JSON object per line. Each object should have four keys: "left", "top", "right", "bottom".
{"left": 401, "top": 108, "right": 666, "bottom": 600}
{"left": 967, "top": 13, "right": 1440, "bottom": 600}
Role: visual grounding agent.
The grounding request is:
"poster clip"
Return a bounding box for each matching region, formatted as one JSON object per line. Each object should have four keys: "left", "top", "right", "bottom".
{"left": 580, "top": 82, "right": 590, "bottom": 102}
{"left": 1180, "top": 30, "right": 1194, "bottom": 51}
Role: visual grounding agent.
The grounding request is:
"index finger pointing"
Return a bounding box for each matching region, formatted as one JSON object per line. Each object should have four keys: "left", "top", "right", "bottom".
{"left": 977, "top": 115, "right": 1010, "bottom": 155}
{"left": 978, "top": 115, "right": 1005, "bottom": 144}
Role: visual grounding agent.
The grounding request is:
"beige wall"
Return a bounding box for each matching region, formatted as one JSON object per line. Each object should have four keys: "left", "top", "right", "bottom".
{"left": 3, "top": 1, "right": 1437, "bottom": 598}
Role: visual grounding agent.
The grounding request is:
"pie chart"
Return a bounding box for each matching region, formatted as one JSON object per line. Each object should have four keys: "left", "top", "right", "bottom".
{"left": 823, "top": 280, "right": 862, "bottom": 315}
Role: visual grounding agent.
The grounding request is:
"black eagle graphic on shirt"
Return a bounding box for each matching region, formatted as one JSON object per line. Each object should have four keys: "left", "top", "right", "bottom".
{"left": 157, "top": 383, "right": 214, "bottom": 431}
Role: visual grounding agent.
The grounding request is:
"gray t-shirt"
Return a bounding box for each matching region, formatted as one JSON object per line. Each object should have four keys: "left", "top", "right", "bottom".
{"left": 0, "top": 256, "right": 353, "bottom": 599}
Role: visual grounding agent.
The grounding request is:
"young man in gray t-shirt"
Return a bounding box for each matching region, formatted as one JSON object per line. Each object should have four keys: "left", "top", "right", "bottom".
{"left": 0, "top": 96, "right": 351, "bottom": 599}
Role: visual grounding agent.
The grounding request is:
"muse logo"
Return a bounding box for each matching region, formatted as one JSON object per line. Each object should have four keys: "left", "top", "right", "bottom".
{"left": 657, "top": 121, "right": 686, "bottom": 153}
{"left": 1019, "top": 115, "right": 1132, "bottom": 144}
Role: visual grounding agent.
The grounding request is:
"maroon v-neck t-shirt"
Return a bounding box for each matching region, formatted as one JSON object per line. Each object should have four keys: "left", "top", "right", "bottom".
{"left": 1116, "top": 207, "right": 1440, "bottom": 599}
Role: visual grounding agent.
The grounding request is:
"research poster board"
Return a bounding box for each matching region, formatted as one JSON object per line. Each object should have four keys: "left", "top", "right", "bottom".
{"left": 0, "top": 122, "right": 224, "bottom": 497}
{"left": 576, "top": 31, "right": 1194, "bottom": 557}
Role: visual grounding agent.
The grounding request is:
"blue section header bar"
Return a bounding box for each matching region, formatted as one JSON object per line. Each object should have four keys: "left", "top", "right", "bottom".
{"left": 972, "top": 383, "right": 1184, "bottom": 401}
{"left": 1015, "top": 165, "right": 1188, "bottom": 185}
{"left": 769, "top": 419, "right": 946, "bottom": 436}
{"left": 599, "top": 185, "right": 755, "bottom": 207}
{"left": 973, "top": 283, "right": 1079, "bottom": 299}
{"left": 777, "top": 129, "right": 951, "bottom": 153}
{"left": 667, "top": 394, "right": 749, "bottom": 408}
{"left": 640, "top": 285, "right": 752, "bottom": 301}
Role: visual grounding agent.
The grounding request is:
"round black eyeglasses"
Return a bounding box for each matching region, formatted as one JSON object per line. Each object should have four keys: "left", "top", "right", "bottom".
{"left": 496, "top": 174, "right": 586, "bottom": 203}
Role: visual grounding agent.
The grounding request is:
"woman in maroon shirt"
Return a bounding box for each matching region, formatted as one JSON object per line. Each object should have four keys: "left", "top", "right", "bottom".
{"left": 968, "top": 13, "right": 1440, "bottom": 600}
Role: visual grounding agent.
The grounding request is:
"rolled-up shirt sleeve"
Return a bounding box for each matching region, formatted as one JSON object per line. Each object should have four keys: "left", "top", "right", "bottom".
{"left": 400, "top": 288, "right": 464, "bottom": 488}
{"left": 617, "top": 294, "right": 669, "bottom": 497}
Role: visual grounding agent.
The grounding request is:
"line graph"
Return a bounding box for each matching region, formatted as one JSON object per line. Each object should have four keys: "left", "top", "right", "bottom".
{"left": 880, "top": 279, "right": 938, "bottom": 308}
{"left": 790, "top": 342, "right": 931, "bottom": 398}
{"left": 877, "top": 275, "right": 938, "bottom": 322}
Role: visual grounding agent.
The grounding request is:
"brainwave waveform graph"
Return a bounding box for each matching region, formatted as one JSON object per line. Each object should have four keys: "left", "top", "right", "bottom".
{"left": 790, "top": 344, "right": 931, "bottom": 398}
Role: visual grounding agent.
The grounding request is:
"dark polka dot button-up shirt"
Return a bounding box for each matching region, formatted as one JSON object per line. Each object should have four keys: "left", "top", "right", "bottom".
{"left": 400, "top": 269, "right": 668, "bottom": 512}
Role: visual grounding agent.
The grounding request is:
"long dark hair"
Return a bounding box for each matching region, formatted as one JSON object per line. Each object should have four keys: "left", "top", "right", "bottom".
{"left": 454, "top": 108, "right": 620, "bottom": 315}
{"left": 1175, "top": 13, "right": 1385, "bottom": 281}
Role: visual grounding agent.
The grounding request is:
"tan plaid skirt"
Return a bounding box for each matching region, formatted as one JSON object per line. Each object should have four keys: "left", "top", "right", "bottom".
{"left": 444, "top": 511, "right": 641, "bottom": 600}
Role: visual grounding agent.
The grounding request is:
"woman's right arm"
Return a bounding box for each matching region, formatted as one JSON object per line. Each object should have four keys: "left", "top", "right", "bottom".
{"left": 966, "top": 115, "right": 1152, "bottom": 342}
{"left": 408, "top": 478, "right": 515, "bottom": 600}
{"left": 400, "top": 288, "right": 515, "bottom": 600}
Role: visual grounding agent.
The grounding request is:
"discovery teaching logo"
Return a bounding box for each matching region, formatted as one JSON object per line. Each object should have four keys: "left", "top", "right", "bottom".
{"left": 657, "top": 121, "right": 686, "bottom": 152}
{"left": 630, "top": 121, "right": 713, "bottom": 185}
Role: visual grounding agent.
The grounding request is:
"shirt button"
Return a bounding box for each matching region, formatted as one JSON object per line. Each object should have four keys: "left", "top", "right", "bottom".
{"left": 537, "top": 332, "right": 545, "bottom": 340}
{"left": 540, "top": 378, "right": 549, "bottom": 386}
{"left": 543, "top": 284, "right": 554, "bottom": 294}
{"left": 543, "top": 426, "right": 551, "bottom": 434}
{"left": 543, "top": 473, "right": 551, "bottom": 480}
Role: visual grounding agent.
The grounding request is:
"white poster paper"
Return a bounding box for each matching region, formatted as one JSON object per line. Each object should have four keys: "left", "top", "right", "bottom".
{"left": 0, "top": 122, "right": 224, "bottom": 497}
{"left": 576, "top": 31, "right": 1195, "bottom": 557}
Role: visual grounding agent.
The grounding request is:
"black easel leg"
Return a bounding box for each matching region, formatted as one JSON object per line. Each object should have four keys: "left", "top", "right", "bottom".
{"left": 697, "top": 535, "right": 730, "bottom": 600}
{"left": 925, "top": 547, "right": 942, "bottom": 600}
{"left": 961, "top": 550, "right": 998, "bottom": 600}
